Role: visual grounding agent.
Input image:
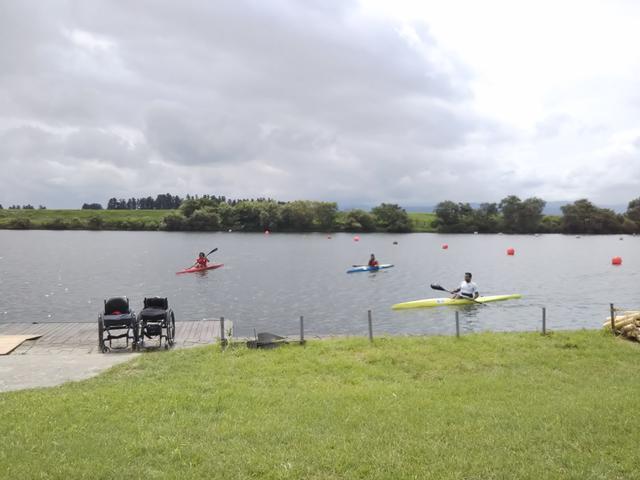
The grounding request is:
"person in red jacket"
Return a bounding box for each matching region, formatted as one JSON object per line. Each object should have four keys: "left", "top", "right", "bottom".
{"left": 193, "top": 252, "right": 208, "bottom": 269}
{"left": 368, "top": 254, "right": 379, "bottom": 268}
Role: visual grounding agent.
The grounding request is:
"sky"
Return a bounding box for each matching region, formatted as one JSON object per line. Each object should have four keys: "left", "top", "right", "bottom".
{"left": 1, "top": 0, "right": 639, "bottom": 209}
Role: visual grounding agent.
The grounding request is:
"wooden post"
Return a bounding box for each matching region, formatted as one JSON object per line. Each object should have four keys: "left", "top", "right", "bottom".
{"left": 300, "top": 315, "right": 305, "bottom": 345}
{"left": 220, "top": 316, "right": 228, "bottom": 347}
{"left": 610, "top": 303, "right": 615, "bottom": 333}
{"left": 542, "top": 307, "right": 546, "bottom": 335}
{"left": 455, "top": 311, "right": 460, "bottom": 338}
{"left": 368, "top": 310, "right": 373, "bottom": 342}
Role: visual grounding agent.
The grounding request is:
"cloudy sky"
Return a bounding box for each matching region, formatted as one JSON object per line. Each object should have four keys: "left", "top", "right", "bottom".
{"left": 1, "top": 0, "right": 639, "bottom": 208}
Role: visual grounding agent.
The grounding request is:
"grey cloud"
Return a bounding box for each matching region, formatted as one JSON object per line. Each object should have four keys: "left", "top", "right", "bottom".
{"left": 0, "top": 0, "right": 503, "bottom": 208}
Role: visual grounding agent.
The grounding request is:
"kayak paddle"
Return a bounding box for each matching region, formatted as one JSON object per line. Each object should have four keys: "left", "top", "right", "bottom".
{"left": 430, "top": 283, "right": 486, "bottom": 306}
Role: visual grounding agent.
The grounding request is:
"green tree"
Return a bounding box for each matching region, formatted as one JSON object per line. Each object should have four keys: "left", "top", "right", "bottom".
{"left": 162, "top": 212, "right": 186, "bottom": 231}
{"left": 625, "top": 197, "right": 640, "bottom": 223}
{"left": 179, "top": 198, "right": 216, "bottom": 218}
{"left": 343, "top": 209, "right": 376, "bottom": 232}
{"left": 472, "top": 203, "right": 500, "bottom": 233}
{"left": 234, "top": 201, "right": 264, "bottom": 231}
{"left": 433, "top": 202, "right": 475, "bottom": 233}
{"left": 216, "top": 202, "right": 236, "bottom": 230}
{"left": 371, "top": 203, "right": 411, "bottom": 232}
{"left": 280, "top": 201, "right": 315, "bottom": 231}
{"left": 258, "top": 202, "right": 282, "bottom": 231}
{"left": 313, "top": 202, "right": 338, "bottom": 231}
{"left": 188, "top": 207, "right": 221, "bottom": 231}
{"left": 499, "top": 196, "right": 545, "bottom": 233}
{"left": 560, "top": 199, "right": 622, "bottom": 234}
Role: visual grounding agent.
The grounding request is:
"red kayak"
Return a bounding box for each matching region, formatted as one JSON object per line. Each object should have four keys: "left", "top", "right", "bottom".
{"left": 176, "top": 263, "right": 224, "bottom": 274}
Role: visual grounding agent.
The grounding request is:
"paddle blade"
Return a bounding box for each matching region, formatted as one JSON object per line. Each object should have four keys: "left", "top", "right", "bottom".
{"left": 206, "top": 248, "right": 218, "bottom": 256}
{"left": 430, "top": 284, "right": 447, "bottom": 292}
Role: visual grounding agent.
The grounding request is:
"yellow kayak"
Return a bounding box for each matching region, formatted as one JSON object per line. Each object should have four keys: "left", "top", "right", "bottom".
{"left": 392, "top": 294, "right": 522, "bottom": 310}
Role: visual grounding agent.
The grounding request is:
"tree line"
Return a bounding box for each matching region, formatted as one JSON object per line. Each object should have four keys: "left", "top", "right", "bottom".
{"left": 434, "top": 196, "right": 640, "bottom": 234}
{"left": 162, "top": 198, "right": 411, "bottom": 233}
{"left": 0, "top": 205, "right": 46, "bottom": 210}
{"left": 82, "top": 194, "right": 281, "bottom": 210}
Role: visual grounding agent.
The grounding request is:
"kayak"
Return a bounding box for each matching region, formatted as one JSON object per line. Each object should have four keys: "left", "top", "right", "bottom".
{"left": 176, "top": 263, "right": 224, "bottom": 274}
{"left": 392, "top": 294, "right": 522, "bottom": 310}
{"left": 347, "top": 264, "right": 394, "bottom": 274}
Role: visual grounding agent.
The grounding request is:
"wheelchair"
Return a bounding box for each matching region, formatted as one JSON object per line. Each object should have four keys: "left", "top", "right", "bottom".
{"left": 98, "top": 297, "right": 138, "bottom": 353}
{"left": 137, "top": 297, "right": 176, "bottom": 349}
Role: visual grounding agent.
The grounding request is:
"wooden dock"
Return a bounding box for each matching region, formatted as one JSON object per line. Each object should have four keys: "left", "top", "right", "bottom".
{"left": 0, "top": 320, "right": 230, "bottom": 355}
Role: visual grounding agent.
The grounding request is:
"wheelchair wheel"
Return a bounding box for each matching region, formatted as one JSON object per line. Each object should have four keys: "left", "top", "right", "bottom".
{"left": 98, "top": 317, "right": 106, "bottom": 353}
{"left": 168, "top": 312, "right": 176, "bottom": 347}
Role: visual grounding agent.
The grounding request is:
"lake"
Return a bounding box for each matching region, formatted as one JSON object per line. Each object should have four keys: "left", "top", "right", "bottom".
{"left": 0, "top": 231, "right": 636, "bottom": 337}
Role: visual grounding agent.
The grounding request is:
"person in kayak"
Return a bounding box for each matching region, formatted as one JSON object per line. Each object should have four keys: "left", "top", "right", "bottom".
{"left": 192, "top": 252, "right": 208, "bottom": 269}
{"left": 368, "top": 254, "right": 379, "bottom": 268}
{"left": 451, "top": 272, "right": 479, "bottom": 299}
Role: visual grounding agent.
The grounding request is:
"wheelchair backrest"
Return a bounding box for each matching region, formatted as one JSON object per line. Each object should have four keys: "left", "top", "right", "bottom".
{"left": 104, "top": 297, "right": 130, "bottom": 315}
{"left": 143, "top": 296, "right": 168, "bottom": 310}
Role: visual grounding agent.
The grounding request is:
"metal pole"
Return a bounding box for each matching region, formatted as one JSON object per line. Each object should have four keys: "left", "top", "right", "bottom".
{"left": 542, "top": 307, "right": 546, "bottom": 335}
{"left": 220, "top": 316, "right": 227, "bottom": 346}
{"left": 455, "top": 311, "right": 460, "bottom": 338}
{"left": 368, "top": 310, "right": 373, "bottom": 342}
{"left": 610, "top": 303, "right": 615, "bottom": 333}
{"left": 300, "top": 315, "right": 305, "bottom": 344}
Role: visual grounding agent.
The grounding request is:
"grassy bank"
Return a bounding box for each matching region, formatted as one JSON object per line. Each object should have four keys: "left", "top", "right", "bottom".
{"left": 0, "top": 209, "right": 169, "bottom": 230}
{"left": 408, "top": 212, "right": 437, "bottom": 232}
{"left": 0, "top": 209, "right": 437, "bottom": 232}
{"left": 1, "top": 331, "right": 638, "bottom": 479}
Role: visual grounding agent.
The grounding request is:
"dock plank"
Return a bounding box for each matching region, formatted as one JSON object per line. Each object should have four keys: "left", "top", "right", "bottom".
{"left": 0, "top": 320, "right": 223, "bottom": 355}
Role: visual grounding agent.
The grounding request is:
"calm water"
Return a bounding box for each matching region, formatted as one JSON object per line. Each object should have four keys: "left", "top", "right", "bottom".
{"left": 0, "top": 231, "right": 637, "bottom": 337}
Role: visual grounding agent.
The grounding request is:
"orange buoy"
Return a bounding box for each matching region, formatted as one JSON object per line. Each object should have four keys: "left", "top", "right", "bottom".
{"left": 612, "top": 256, "right": 622, "bottom": 265}
{"left": 442, "top": 244, "right": 448, "bottom": 250}
{"left": 507, "top": 248, "right": 515, "bottom": 256}
{"left": 353, "top": 235, "right": 360, "bottom": 242}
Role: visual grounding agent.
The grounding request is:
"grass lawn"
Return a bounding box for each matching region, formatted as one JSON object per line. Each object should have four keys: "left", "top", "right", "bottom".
{"left": 0, "top": 209, "right": 169, "bottom": 229}
{"left": 0, "top": 331, "right": 638, "bottom": 479}
{"left": 408, "top": 212, "right": 437, "bottom": 232}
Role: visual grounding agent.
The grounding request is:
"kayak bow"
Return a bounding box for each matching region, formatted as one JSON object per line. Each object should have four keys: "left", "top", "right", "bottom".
{"left": 392, "top": 294, "right": 522, "bottom": 310}
{"left": 176, "top": 263, "right": 224, "bottom": 274}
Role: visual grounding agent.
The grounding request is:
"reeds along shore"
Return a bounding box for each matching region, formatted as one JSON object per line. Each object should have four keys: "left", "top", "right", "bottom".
{"left": 604, "top": 311, "right": 640, "bottom": 341}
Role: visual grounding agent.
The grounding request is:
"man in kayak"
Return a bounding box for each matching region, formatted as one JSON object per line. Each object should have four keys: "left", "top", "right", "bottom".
{"left": 451, "top": 272, "right": 479, "bottom": 299}
{"left": 192, "top": 252, "right": 208, "bottom": 269}
{"left": 368, "top": 254, "right": 379, "bottom": 268}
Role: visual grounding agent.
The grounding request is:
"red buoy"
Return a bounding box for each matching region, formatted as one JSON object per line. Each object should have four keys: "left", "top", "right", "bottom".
{"left": 353, "top": 235, "right": 360, "bottom": 242}
{"left": 507, "top": 248, "right": 515, "bottom": 256}
{"left": 442, "top": 244, "right": 448, "bottom": 250}
{"left": 264, "top": 230, "right": 270, "bottom": 235}
{"left": 612, "top": 256, "right": 622, "bottom": 265}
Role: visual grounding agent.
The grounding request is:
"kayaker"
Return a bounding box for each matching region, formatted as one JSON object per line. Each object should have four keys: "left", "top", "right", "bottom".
{"left": 193, "top": 252, "right": 208, "bottom": 268}
{"left": 368, "top": 254, "right": 379, "bottom": 268}
{"left": 451, "top": 272, "right": 479, "bottom": 299}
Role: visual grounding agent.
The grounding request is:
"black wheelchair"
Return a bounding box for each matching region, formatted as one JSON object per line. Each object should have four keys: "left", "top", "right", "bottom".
{"left": 137, "top": 297, "right": 176, "bottom": 349}
{"left": 98, "top": 297, "right": 138, "bottom": 353}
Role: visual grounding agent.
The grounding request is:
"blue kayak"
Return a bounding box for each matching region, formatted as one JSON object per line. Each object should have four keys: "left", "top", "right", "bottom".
{"left": 347, "top": 264, "right": 394, "bottom": 274}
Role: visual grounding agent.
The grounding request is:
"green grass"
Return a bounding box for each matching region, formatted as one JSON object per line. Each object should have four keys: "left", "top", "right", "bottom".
{"left": 0, "top": 209, "right": 169, "bottom": 230}
{"left": 1, "top": 331, "right": 638, "bottom": 479}
{"left": 408, "top": 212, "right": 437, "bottom": 232}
